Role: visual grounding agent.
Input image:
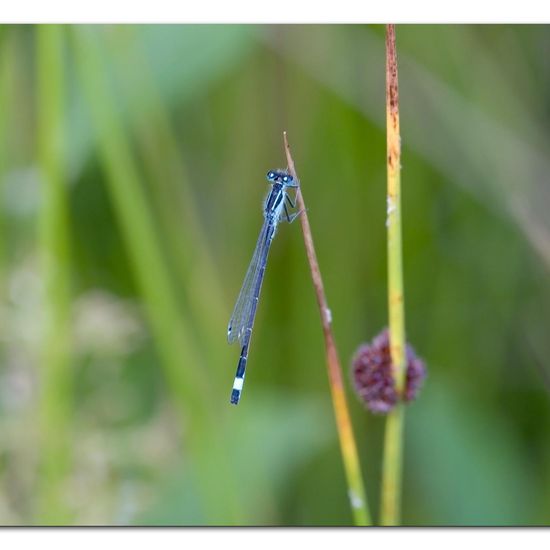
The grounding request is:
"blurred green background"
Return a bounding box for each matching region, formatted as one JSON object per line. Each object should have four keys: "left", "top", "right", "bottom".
{"left": 0, "top": 24, "right": 549, "bottom": 525}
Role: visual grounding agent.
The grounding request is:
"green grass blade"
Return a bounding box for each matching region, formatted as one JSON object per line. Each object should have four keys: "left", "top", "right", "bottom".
{"left": 36, "top": 24, "right": 73, "bottom": 524}
{"left": 108, "top": 27, "right": 228, "bottom": 380}
{"left": 71, "top": 26, "right": 208, "bottom": 417}
{"left": 70, "top": 26, "right": 244, "bottom": 523}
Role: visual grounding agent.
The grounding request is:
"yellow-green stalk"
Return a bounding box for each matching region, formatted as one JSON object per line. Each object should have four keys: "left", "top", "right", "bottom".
{"left": 381, "top": 24, "right": 407, "bottom": 526}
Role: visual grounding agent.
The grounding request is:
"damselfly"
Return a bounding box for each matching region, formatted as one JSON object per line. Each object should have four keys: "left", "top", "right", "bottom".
{"left": 227, "top": 169, "right": 301, "bottom": 405}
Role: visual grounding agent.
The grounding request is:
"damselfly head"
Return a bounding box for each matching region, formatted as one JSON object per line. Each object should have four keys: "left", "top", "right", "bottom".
{"left": 266, "top": 169, "right": 294, "bottom": 185}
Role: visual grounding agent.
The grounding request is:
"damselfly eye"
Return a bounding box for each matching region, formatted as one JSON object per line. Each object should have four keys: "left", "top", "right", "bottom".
{"left": 267, "top": 171, "right": 275, "bottom": 179}
{"left": 283, "top": 176, "right": 288, "bottom": 182}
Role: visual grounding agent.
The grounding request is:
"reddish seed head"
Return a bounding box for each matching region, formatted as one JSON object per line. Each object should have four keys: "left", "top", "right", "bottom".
{"left": 351, "top": 328, "right": 426, "bottom": 414}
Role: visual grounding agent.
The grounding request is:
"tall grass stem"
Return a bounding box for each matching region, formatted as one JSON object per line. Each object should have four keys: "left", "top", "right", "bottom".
{"left": 380, "top": 24, "right": 407, "bottom": 526}
{"left": 283, "top": 132, "right": 371, "bottom": 526}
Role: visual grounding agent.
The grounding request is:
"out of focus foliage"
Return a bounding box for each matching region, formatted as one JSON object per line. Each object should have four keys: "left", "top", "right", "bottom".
{"left": 0, "top": 25, "right": 549, "bottom": 525}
